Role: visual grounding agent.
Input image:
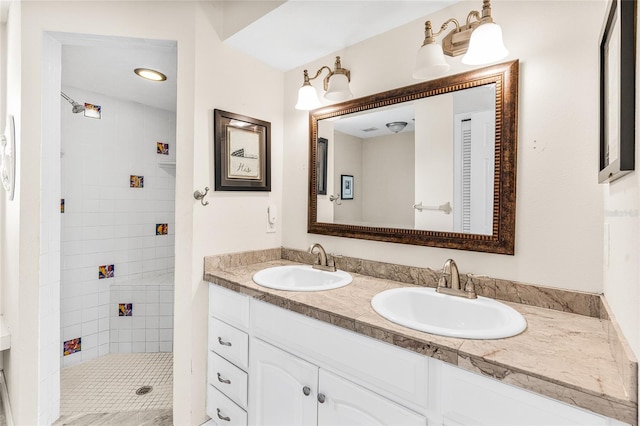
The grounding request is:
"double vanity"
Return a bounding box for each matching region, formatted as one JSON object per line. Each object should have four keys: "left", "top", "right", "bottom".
{"left": 204, "top": 247, "right": 637, "bottom": 426}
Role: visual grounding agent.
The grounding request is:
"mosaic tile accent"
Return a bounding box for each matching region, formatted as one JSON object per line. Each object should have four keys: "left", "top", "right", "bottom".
{"left": 64, "top": 338, "right": 81, "bottom": 356}
{"left": 156, "top": 224, "right": 168, "bottom": 235}
{"left": 119, "top": 303, "right": 133, "bottom": 317}
{"left": 99, "top": 264, "right": 115, "bottom": 279}
{"left": 130, "top": 175, "right": 144, "bottom": 188}
{"left": 157, "top": 142, "right": 169, "bottom": 155}
{"left": 61, "top": 198, "right": 65, "bottom": 213}
{"left": 84, "top": 103, "right": 102, "bottom": 119}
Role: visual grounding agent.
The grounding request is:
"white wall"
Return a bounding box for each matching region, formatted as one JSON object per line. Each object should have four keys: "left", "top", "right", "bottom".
{"left": 415, "top": 94, "right": 453, "bottom": 232}
{"left": 334, "top": 131, "right": 363, "bottom": 223}
{"left": 283, "top": 1, "right": 606, "bottom": 293}
{"left": 362, "top": 132, "right": 414, "bottom": 228}
{"left": 2, "top": 1, "right": 283, "bottom": 424}
{"left": 40, "top": 32, "right": 62, "bottom": 426}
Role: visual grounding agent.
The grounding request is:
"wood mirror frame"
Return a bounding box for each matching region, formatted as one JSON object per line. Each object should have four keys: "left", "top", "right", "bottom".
{"left": 307, "top": 60, "right": 519, "bottom": 254}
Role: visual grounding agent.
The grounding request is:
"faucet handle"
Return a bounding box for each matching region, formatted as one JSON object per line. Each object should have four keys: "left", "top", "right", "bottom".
{"left": 437, "top": 275, "right": 448, "bottom": 288}
{"left": 464, "top": 273, "right": 478, "bottom": 298}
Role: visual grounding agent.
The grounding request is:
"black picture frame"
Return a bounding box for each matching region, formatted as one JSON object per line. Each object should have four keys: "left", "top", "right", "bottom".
{"left": 214, "top": 109, "right": 271, "bottom": 191}
{"left": 317, "top": 137, "right": 328, "bottom": 195}
{"left": 341, "top": 175, "right": 354, "bottom": 200}
{"left": 599, "top": 0, "right": 636, "bottom": 183}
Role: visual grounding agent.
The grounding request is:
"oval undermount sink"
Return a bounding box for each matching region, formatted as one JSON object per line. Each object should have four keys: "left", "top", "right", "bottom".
{"left": 253, "top": 265, "right": 352, "bottom": 292}
{"left": 371, "top": 287, "right": 526, "bottom": 339}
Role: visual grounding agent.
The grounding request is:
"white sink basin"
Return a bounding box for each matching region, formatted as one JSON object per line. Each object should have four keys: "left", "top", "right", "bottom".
{"left": 371, "top": 287, "right": 526, "bottom": 339}
{"left": 253, "top": 265, "right": 352, "bottom": 292}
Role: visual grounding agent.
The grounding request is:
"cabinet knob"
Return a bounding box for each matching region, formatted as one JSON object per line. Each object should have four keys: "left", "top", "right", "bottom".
{"left": 317, "top": 393, "right": 326, "bottom": 404}
{"left": 217, "top": 373, "right": 231, "bottom": 384}
{"left": 216, "top": 408, "right": 231, "bottom": 422}
{"left": 218, "top": 337, "right": 232, "bottom": 347}
{"left": 302, "top": 386, "right": 311, "bottom": 396}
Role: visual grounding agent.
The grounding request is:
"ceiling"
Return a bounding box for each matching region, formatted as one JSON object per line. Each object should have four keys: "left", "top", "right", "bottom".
{"left": 59, "top": 1, "right": 457, "bottom": 111}
{"left": 60, "top": 34, "right": 177, "bottom": 112}
{"left": 224, "top": 0, "right": 458, "bottom": 72}
{"left": 332, "top": 103, "right": 415, "bottom": 139}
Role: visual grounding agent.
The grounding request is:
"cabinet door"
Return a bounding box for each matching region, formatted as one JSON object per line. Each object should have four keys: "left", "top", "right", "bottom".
{"left": 318, "top": 369, "right": 427, "bottom": 426}
{"left": 439, "top": 363, "right": 608, "bottom": 426}
{"left": 249, "top": 338, "right": 318, "bottom": 426}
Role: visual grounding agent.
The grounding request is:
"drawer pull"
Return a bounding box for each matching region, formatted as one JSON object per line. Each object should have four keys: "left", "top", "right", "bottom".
{"left": 217, "top": 408, "right": 231, "bottom": 422}
{"left": 302, "top": 386, "right": 311, "bottom": 396}
{"left": 217, "top": 373, "right": 231, "bottom": 384}
{"left": 317, "top": 393, "right": 326, "bottom": 404}
{"left": 218, "top": 337, "right": 232, "bottom": 347}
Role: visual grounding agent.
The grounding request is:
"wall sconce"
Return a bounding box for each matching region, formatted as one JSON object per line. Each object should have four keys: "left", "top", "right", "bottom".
{"left": 413, "top": 0, "right": 508, "bottom": 79}
{"left": 295, "top": 56, "right": 353, "bottom": 111}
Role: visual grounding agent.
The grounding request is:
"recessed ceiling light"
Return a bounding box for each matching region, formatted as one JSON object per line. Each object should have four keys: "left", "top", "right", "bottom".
{"left": 134, "top": 68, "right": 167, "bottom": 82}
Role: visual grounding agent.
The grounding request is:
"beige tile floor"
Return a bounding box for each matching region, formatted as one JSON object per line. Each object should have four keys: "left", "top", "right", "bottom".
{"left": 55, "top": 353, "right": 173, "bottom": 425}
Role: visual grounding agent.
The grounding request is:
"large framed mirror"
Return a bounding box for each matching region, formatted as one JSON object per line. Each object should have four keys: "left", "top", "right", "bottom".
{"left": 308, "top": 60, "right": 518, "bottom": 254}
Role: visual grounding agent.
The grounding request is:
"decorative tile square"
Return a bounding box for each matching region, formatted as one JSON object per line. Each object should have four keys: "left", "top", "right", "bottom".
{"left": 84, "top": 103, "right": 102, "bottom": 119}
{"left": 130, "top": 175, "right": 144, "bottom": 188}
{"left": 119, "top": 303, "right": 133, "bottom": 317}
{"left": 64, "top": 338, "right": 81, "bottom": 356}
{"left": 157, "top": 142, "right": 169, "bottom": 155}
{"left": 61, "top": 198, "right": 65, "bottom": 213}
{"left": 156, "top": 224, "right": 168, "bottom": 235}
{"left": 99, "top": 265, "right": 115, "bottom": 279}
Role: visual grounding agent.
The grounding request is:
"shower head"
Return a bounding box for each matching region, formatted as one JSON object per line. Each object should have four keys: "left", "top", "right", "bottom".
{"left": 61, "top": 91, "right": 86, "bottom": 114}
{"left": 71, "top": 103, "right": 85, "bottom": 114}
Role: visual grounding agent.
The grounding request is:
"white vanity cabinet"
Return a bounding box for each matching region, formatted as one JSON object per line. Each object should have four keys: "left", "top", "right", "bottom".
{"left": 207, "top": 283, "right": 628, "bottom": 426}
{"left": 249, "top": 336, "right": 427, "bottom": 426}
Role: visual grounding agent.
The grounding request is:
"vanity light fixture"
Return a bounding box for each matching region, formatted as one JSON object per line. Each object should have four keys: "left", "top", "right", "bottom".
{"left": 386, "top": 122, "right": 408, "bottom": 133}
{"left": 413, "top": 0, "right": 508, "bottom": 79}
{"left": 295, "top": 56, "right": 353, "bottom": 111}
{"left": 134, "top": 68, "right": 167, "bottom": 82}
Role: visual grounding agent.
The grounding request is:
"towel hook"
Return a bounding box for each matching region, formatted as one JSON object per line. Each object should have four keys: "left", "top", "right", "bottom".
{"left": 329, "top": 194, "right": 342, "bottom": 205}
{"left": 194, "top": 187, "right": 210, "bottom": 206}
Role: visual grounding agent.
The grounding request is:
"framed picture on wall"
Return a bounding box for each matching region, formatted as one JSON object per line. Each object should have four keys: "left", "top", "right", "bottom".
{"left": 214, "top": 109, "right": 271, "bottom": 191}
{"left": 317, "top": 137, "right": 328, "bottom": 195}
{"left": 341, "top": 175, "right": 354, "bottom": 200}
{"left": 599, "top": 0, "right": 636, "bottom": 183}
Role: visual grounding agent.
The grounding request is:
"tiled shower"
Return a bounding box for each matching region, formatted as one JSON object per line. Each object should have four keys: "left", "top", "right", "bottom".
{"left": 60, "top": 87, "right": 176, "bottom": 367}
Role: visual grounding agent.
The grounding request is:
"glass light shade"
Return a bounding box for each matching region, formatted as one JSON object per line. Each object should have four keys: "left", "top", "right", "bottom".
{"left": 413, "top": 42, "right": 450, "bottom": 79}
{"left": 295, "top": 84, "right": 321, "bottom": 110}
{"left": 324, "top": 73, "right": 353, "bottom": 101}
{"left": 386, "top": 122, "right": 408, "bottom": 133}
{"left": 462, "top": 22, "right": 508, "bottom": 65}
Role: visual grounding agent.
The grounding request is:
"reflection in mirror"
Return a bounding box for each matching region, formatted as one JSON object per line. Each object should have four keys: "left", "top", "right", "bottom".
{"left": 309, "top": 61, "right": 518, "bottom": 254}
{"left": 317, "top": 84, "right": 496, "bottom": 235}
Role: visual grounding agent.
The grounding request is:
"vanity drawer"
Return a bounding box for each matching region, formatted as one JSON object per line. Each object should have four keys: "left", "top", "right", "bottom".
{"left": 209, "top": 317, "right": 249, "bottom": 370}
{"left": 207, "top": 384, "right": 247, "bottom": 426}
{"left": 209, "top": 284, "right": 250, "bottom": 332}
{"left": 208, "top": 351, "right": 248, "bottom": 409}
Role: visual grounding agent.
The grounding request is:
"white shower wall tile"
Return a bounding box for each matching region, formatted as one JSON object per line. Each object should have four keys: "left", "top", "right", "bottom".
{"left": 61, "top": 87, "right": 175, "bottom": 367}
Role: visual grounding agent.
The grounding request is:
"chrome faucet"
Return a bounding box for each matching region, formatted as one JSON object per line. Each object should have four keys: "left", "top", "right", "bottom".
{"left": 308, "top": 243, "right": 336, "bottom": 272}
{"left": 436, "top": 259, "right": 477, "bottom": 299}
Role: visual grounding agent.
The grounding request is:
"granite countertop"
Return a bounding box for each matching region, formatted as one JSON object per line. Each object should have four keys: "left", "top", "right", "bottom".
{"left": 205, "top": 257, "right": 638, "bottom": 425}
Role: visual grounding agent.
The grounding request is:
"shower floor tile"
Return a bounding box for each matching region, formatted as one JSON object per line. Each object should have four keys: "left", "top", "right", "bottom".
{"left": 59, "top": 353, "right": 172, "bottom": 417}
